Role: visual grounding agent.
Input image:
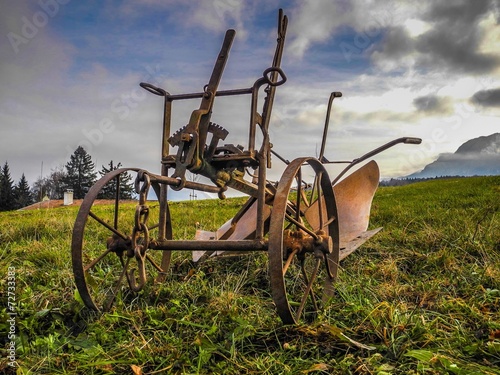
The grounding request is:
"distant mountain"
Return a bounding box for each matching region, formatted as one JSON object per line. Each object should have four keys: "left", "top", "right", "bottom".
{"left": 408, "top": 133, "right": 500, "bottom": 178}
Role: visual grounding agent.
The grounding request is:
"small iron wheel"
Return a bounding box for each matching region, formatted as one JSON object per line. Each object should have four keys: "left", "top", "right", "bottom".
{"left": 72, "top": 168, "right": 172, "bottom": 312}
{"left": 269, "top": 157, "right": 340, "bottom": 324}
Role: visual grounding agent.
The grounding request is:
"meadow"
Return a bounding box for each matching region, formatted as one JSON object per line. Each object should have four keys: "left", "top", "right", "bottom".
{"left": 1, "top": 176, "right": 499, "bottom": 374}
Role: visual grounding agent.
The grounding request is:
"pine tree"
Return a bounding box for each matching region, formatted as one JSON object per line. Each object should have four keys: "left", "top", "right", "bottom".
{"left": 63, "top": 146, "right": 97, "bottom": 199}
{"left": 14, "top": 174, "right": 33, "bottom": 209}
{"left": 0, "top": 162, "right": 15, "bottom": 211}
{"left": 97, "top": 161, "right": 134, "bottom": 199}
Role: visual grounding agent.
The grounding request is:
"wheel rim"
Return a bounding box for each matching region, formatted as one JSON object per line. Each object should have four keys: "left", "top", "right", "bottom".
{"left": 72, "top": 168, "right": 172, "bottom": 312}
{"left": 269, "top": 158, "right": 339, "bottom": 324}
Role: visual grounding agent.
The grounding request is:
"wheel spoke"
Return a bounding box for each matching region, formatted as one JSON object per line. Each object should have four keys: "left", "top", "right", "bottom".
{"left": 84, "top": 248, "right": 113, "bottom": 272}
{"left": 285, "top": 213, "right": 319, "bottom": 240}
{"left": 104, "top": 255, "right": 131, "bottom": 311}
{"left": 295, "top": 257, "right": 321, "bottom": 320}
{"left": 316, "top": 172, "right": 324, "bottom": 230}
{"left": 282, "top": 249, "right": 298, "bottom": 274}
{"left": 89, "top": 211, "right": 128, "bottom": 240}
{"left": 146, "top": 253, "right": 164, "bottom": 273}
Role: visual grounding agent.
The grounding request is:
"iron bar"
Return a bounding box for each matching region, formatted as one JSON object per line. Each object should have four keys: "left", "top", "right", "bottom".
{"left": 140, "top": 85, "right": 253, "bottom": 101}
{"left": 150, "top": 239, "right": 268, "bottom": 252}
{"left": 89, "top": 211, "right": 128, "bottom": 241}
{"left": 329, "top": 137, "right": 422, "bottom": 185}
{"left": 148, "top": 173, "right": 223, "bottom": 194}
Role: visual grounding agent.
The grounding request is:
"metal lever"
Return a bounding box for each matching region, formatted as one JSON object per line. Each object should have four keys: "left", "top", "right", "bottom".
{"left": 330, "top": 137, "right": 423, "bottom": 185}
{"left": 171, "top": 29, "right": 236, "bottom": 182}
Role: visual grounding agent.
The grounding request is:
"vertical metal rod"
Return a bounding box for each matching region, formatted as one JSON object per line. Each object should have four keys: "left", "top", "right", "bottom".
{"left": 114, "top": 174, "right": 120, "bottom": 229}
{"left": 295, "top": 168, "right": 302, "bottom": 223}
{"left": 159, "top": 98, "right": 172, "bottom": 241}
{"left": 261, "top": 9, "right": 287, "bottom": 133}
{"left": 318, "top": 92, "right": 341, "bottom": 162}
{"left": 255, "top": 153, "right": 267, "bottom": 240}
{"left": 312, "top": 91, "right": 342, "bottom": 201}
{"left": 248, "top": 86, "right": 259, "bottom": 154}
{"left": 317, "top": 172, "right": 324, "bottom": 230}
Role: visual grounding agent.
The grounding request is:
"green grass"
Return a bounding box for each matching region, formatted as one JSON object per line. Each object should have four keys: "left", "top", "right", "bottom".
{"left": 1, "top": 176, "right": 499, "bottom": 374}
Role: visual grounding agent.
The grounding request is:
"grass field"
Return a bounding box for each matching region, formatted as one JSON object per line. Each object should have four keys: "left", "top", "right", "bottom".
{"left": 1, "top": 176, "right": 499, "bottom": 374}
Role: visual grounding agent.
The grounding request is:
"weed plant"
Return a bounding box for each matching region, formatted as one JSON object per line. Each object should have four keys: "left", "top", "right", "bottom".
{"left": 0, "top": 177, "right": 499, "bottom": 374}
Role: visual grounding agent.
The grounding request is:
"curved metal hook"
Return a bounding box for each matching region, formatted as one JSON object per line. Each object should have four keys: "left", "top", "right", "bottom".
{"left": 127, "top": 246, "right": 147, "bottom": 292}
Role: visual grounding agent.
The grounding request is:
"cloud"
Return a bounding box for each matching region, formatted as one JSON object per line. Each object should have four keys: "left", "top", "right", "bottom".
{"left": 471, "top": 88, "right": 500, "bottom": 107}
{"left": 418, "top": 0, "right": 499, "bottom": 74}
{"left": 1, "top": 1, "right": 498, "bottom": 187}
{"left": 120, "top": 0, "right": 250, "bottom": 36}
{"left": 287, "top": 0, "right": 352, "bottom": 57}
{"left": 373, "top": 26, "right": 414, "bottom": 59}
{"left": 413, "top": 95, "right": 453, "bottom": 114}
{"left": 371, "top": 0, "right": 500, "bottom": 75}
{"left": 422, "top": 0, "right": 492, "bottom": 25}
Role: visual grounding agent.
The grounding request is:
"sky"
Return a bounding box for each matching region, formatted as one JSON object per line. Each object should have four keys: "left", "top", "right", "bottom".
{"left": 1, "top": 0, "right": 499, "bottom": 198}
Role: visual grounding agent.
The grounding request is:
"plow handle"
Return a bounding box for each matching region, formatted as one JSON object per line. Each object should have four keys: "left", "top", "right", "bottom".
{"left": 331, "top": 137, "right": 422, "bottom": 185}
{"left": 319, "top": 91, "right": 343, "bottom": 162}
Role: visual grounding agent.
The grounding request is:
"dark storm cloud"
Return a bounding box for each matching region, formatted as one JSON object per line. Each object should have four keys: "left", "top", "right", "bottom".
{"left": 423, "top": 0, "right": 492, "bottom": 24}
{"left": 471, "top": 88, "right": 500, "bottom": 107}
{"left": 375, "top": 26, "right": 414, "bottom": 59}
{"left": 413, "top": 95, "right": 452, "bottom": 114}
{"left": 415, "top": 0, "right": 499, "bottom": 74}
{"left": 372, "top": 0, "right": 499, "bottom": 74}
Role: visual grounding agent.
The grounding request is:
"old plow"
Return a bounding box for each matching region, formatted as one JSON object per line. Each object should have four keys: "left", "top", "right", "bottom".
{"left": 71, "top": 10, "right": 421, "bottom": 324}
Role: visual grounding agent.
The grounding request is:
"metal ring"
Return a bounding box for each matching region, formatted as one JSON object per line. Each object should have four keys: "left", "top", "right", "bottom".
{"left": 262, "top": 67, "right": 287, "bottom": 87}
{"left": 140, "top": 82, "right": 167, "bottom": 96}
{"left": 170, "top": 176, "right": 186, "bottom": 191}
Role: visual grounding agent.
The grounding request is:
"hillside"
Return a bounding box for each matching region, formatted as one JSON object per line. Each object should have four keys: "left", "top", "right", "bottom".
{"left": 1, "top": 176, "right": 499, "bottom": 374}
{"left": 409, "top": 133, "right": 500, "bottom": 178}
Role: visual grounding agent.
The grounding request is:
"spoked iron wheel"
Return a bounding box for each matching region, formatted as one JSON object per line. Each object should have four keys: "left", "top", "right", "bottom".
{"left": 269, "top": 157, "right": 340, "bottom": 324}
{"left": 72, "top": 168, "right": 172, "bottom": 312}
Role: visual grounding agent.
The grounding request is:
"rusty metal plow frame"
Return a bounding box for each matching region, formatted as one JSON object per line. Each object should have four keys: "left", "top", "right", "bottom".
{"left": 71, "top": 9, "right": 421, "bottom": 324}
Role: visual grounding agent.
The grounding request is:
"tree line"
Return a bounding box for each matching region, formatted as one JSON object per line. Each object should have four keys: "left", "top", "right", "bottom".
{"left": 0, "top": 146, "right": 134, "bottom": 212}
{"left": 379, "top": 176, "right": 470, "bottom": 187}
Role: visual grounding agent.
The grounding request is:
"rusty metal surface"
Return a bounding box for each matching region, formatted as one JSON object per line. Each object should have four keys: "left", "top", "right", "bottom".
{"left": 72, "top": 168, "right": 139, "bottom": 311}
{"left": 334, "top": 160, "right": 380, "bottom": 244}
{"left": 268, "top": 157, "right": 339, "bottom": 325}
{"left": 71, "top": 8, "right": 423, "bottom": 323}
{"left": 339, "top": 227, "right": 382, "bottom": 261}
{"left": 305, "top": 160, "right": 380, "bottom": 244}
{"left": 72, "top": 168, "right": 171, "bottom": 312}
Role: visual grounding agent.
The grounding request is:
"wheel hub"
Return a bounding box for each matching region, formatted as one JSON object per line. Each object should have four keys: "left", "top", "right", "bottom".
{"left": 283, "top": 229, "right": 333, "bottom": 259}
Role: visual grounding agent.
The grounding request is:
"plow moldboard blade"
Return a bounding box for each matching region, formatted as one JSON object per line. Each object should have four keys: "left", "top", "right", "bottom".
{"left": 334, "top": 160, "right": 380, "bottom": 244}
{"left": 304, "top": 160, "right": 380, "bottom": 250}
